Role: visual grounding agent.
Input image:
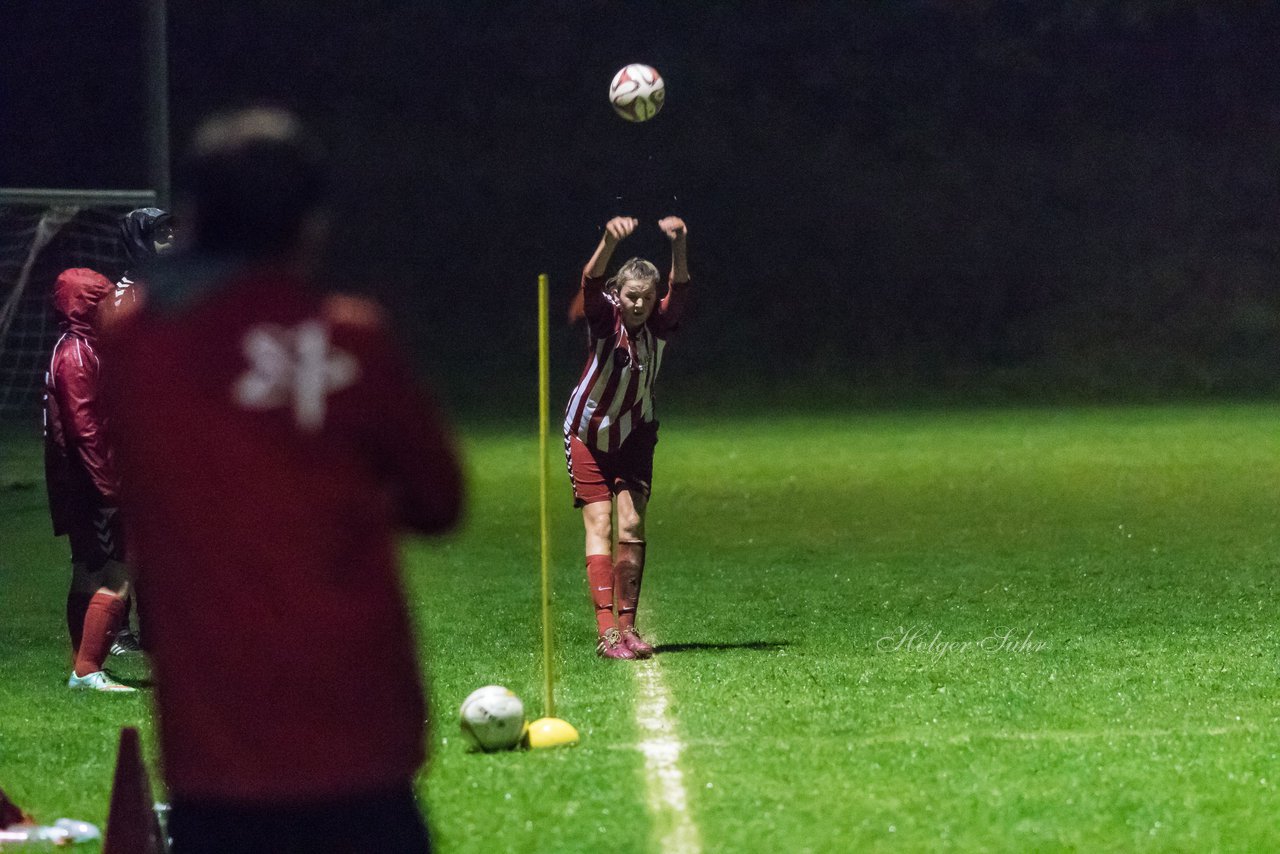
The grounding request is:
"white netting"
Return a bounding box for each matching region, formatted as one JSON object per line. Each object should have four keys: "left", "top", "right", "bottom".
{"left": 0, "top": 205, "right": 137, "bottom": 419}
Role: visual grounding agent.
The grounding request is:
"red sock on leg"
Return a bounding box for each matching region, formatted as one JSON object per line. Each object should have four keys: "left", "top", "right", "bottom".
{"left": 586, "top": 554, "right": 616, "bottom": 635}
{"left": 615, "top": 540, "right": 646, "bottom": 631}
{"left": 74, "top": 591, "right": 125, "bottom": 678}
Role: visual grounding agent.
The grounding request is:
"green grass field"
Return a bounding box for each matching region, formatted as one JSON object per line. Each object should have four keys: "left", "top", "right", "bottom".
{"left": 2, "top": 403, "right": 1278, "bottom": 852}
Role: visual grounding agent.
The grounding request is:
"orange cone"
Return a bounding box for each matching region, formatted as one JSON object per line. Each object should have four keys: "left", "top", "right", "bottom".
{"left": 103, "top": 727, "right": 166, "bottom": 854}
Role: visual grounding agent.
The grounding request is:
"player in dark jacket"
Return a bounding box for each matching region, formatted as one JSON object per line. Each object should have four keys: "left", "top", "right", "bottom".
{"left": 120, "top": 207, "right": 173, "bottom": 267}
{"left": 108, "top": 207, "right": 173, "bottom": 322}
{"left": 44, "top": 267, "right": 136, "bottom": 691}
{"left": 95, "top": 206, "right": 174, "bottom": 656}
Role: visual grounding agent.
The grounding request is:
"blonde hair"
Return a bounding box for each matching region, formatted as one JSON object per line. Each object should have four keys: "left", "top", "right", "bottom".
{"left": 607, "top": 257, "right": 660, "bottom": 293}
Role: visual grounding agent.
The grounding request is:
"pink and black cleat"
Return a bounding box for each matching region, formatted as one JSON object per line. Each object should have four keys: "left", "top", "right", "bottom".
{"left": 596, "top": 627, "right": 637, "bottom": 660}
{"left": 620, "top": 628, "right": 655, "bottom": 659}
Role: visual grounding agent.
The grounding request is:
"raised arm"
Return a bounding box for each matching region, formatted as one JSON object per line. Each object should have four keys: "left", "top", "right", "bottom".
{"left": 576, "top": 217, "right": 638, "bottom": 334}
{"left": 653, "top": 217, "right": 690, "bottom": 333}
{"left": 659, "top": 216, "right": 689, "bottom": 283}
{"left": 585, "top": 217, "right": 638, "bottom": 278}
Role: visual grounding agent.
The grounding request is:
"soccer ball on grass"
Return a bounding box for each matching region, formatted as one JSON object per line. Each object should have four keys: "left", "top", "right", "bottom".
{"left": 459, "top": 685, "right": 526, "bottom": 752}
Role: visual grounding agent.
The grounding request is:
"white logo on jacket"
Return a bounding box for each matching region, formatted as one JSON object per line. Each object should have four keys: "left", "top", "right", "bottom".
{"left": 233, "top": 321, "right": 358, "bottom": 431}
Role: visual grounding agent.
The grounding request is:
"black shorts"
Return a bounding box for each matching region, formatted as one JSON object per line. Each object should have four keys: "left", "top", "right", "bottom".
{"left": 168, "top": 782, "right": 430, "bottom": 854}
{"left": 66, "top": 507, "right": 125, "bottom": 571}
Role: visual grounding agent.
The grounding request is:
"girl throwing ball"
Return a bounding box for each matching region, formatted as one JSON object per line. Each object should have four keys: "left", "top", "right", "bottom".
{"left": 564, "top": 215, "right": 689, "bottom": 659}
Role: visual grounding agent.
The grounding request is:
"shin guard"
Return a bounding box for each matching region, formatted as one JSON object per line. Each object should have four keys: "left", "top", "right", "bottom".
{"left": 614, "top": 539, "right": 646, "bottom": 631}
{"left": 586, "top": 554, "right": 616, "bottom": 635}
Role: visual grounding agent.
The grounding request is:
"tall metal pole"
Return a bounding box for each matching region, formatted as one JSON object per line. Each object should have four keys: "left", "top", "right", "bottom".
{"left": 144, "top": 0, "right": 171, "bottom": 209}
{"left": 528, "top": 273, "right": 577, "bottom": 750}
{"left": 538, "top": 273, "right": 555, "bottom": 718}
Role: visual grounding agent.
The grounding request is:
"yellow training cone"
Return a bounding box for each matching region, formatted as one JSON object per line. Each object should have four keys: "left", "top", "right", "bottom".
{"left": 525, "top": 717, "right": 579, "bottom": 749}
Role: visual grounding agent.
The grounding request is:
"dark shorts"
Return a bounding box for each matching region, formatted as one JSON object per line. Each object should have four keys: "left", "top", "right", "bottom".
{"left": 565, "top": 421, "right": 658, "bottom": 507}
{"left": 66, "top": 507, "right": 125, "bottom": 570}
{"left": 168, "top": 782, "right": 430, "bottom": 854}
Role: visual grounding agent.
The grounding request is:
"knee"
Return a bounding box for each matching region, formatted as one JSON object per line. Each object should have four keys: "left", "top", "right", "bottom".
{"left": 583, "top": 505, "right": 613, "bottom": 542}
{"left": 70, "top": 563, "right": 103, "bottom": 595}
{"left": 617, "top": 511, "right": 644, "bottom": 542}
{"left": 101, "top": 559, "right": 130, "bottom": 595}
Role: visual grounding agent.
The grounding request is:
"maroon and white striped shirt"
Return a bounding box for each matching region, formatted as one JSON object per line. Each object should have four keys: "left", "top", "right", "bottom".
{"left": 564, "top": 270, "right": 687, "bottom": 453}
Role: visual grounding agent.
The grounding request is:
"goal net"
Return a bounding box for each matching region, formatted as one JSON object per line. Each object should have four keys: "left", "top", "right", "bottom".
{"left": 0, "top": 189, "right": 156, "bottom": 421}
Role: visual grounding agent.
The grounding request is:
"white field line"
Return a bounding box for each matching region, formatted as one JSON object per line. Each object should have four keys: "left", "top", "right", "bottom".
{"left": 633, "top": 658, "right": 702, "bottom": 854}
{"left": 878, "top": 723, "right": 1263, "bottom": 746}
{"left": 603, "top": 722, "right": 1260, "bottom": 753}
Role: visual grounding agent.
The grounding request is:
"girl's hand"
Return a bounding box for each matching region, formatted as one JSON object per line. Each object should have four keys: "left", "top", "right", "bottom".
{"left": 658, "top": 216, "right": 687, "bottom": 241}
{"left": 604, "top": 217, "right": 639, "bottom": 244}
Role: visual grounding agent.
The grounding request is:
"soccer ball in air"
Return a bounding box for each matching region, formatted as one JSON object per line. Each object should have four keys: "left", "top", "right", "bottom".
{"left": 459, "top": 685, "right": 526, "bottom": 752}
{"left": 609, "top": 64, "right": 665, "bottom": 122}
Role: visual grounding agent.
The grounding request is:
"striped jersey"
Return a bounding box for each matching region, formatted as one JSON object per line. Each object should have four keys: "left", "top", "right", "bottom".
{"left": 564, "top": 270, "right": 687, "bottom": 453}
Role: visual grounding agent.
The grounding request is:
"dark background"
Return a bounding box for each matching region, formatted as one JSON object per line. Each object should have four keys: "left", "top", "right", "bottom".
{"left": 4, "top": 1, "right": 1280, "bottom": 412}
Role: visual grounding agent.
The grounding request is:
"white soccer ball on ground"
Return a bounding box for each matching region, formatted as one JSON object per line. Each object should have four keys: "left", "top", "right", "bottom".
{"left": 609, "top": 64, "right": 665, "bottom": 122}
{"left": 459, "top": 685, "right": 526, "bottom": 752}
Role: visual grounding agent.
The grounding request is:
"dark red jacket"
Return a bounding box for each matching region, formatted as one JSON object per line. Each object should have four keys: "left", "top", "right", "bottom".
{"left": 43, "top": 268, "right": 118, "bottom": 534}
{"left": 104, "top": 264, "right": 464, "bottom": 803}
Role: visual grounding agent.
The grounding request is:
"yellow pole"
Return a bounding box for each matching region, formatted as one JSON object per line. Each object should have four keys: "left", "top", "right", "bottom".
{"left": 526, "top": 273, "right": 579, "bottom": 749}
{"left": 537, "top": 273, "right": 554, "bottom": 718}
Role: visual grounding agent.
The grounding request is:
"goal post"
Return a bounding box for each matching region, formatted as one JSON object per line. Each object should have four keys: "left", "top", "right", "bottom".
{"left": 0, "top": 188, "right": 157, "bottom": 420}
{"left": 0, "top": 189, "right": 159, "bottom": 207}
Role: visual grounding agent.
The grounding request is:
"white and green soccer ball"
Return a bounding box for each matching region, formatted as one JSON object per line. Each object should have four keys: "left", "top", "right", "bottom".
{"left": 459, "top": 685, "right": 525, "bottom": 752}
{"left": 609, "top": 64, "right": 665, "bottom": 122}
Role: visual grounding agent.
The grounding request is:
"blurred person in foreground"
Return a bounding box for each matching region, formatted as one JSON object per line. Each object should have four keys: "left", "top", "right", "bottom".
{"left": 103, "top": 107, "right": 463, "bottom": 853}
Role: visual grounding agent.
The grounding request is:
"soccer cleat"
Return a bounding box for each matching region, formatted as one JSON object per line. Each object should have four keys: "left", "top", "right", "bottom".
{"left": 596, "top": 627, "right": 637, "bottom": 660}
{"left": 110, "top": 629, "right": 143, "bottom": 656}
{"left": 620, "top": 628, "right": 655, "bottom": 658}
{"left": 68, "top": 670, "right": 137, "bottom": 692}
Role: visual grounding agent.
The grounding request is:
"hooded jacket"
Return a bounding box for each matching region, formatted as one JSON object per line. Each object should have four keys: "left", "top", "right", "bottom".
{"left": 104, "top": 208, "right": 171, "bottom": 329}
{"left": 120, "top": 207, "right": 171, "bottom": 270}
{"left": 44, "top": 267, "right": 118, "bottom": 534}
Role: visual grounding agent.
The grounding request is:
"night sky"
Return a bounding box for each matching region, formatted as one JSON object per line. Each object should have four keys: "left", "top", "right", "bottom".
{"left": 4, "top": 1, "right": 1280, "bottom": 406}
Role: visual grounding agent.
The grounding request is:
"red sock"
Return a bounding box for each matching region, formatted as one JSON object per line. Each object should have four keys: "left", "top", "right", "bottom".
{"left": 615, "top": 540, "right": 646, "bottom": 631}
{"left": 586, "top": 554, "right": 615, "bottom": 635}
{"left": 74, "top": 591, "right": 125, "bottom": 677}
{"left": 66, "top": 591, "right": 92, "bottom": 654}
